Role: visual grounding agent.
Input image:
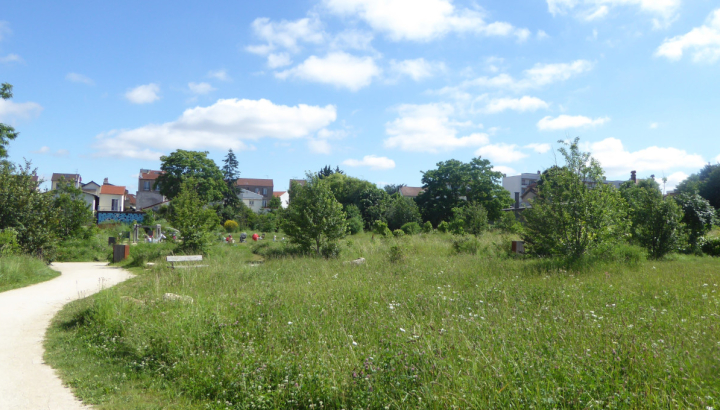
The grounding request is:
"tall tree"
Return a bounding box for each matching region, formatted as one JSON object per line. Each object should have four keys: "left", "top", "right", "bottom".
{"left": 317, "top": 165, "right": 345, "bottom": 179}
{"left": 676, "top": 163, "right": 720, "bottom": 209}
{"left": 0, "top": 83, "right": 19, "bottom": 160}
{"left": 156, "top": 150, "right": 226, "bottom": 202}
{"left": 221, "top": 149, "right": 241, "bottom": 208}
{"left": 168, "top": 178, "right": 220, "bottom": 253}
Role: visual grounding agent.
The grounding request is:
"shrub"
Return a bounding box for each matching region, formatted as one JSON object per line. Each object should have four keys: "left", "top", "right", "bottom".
{"left": 223, "top": 220, "right": 239, "bottom": 233}
{"left": 388, "top": 244, "right": 405, "bottom": 263}
{"left": 452, "top": 235, "right": 481, "bottom": 255}
{"left": 437, "top": 221, "right": 449, "bottom": 233}
{"left": 401, "top": 222, "right": 421, "bottom": 235}
{"left": 702, "top": 237, "right": 720, "bottom": 257}
{"left": 422, "top": 221, "right": 433, "bottom": 233}
{"left": 448, "top": 218, "right": 465, "bottom": 235}
{"left": 374, "top": 221, "right": 392, "bottom": 237}
{"left": 0, "top": 228, "right": 20, "bottom": 256}
{"left": 393, "top": 229, "right": 405, "bottom": 238}
{"left": 452, "top": 202, "right": 488, "bottom": 236}
{"left": 347, "top": 216, "right": 364, "bottom": 235}
{"left": 495, "top": 212, "right": 523, "bottom": 234}
{"left": 168, "top": 179, "right": 221, "bottom": 254}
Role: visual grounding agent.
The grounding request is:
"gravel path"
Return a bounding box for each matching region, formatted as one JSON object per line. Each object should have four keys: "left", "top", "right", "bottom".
{"left": 0, "top": 262, "right": 133, "bottom": 410}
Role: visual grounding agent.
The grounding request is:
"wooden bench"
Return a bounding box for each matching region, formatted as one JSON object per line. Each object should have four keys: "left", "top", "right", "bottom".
{"left": 166, "top": 255, "right": 207, "bottom": 269}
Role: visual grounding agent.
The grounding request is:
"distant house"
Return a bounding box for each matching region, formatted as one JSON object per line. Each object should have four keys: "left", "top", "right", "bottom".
{"left": 502, "top": 172, "right": 541, "bottom": 204}
{"left": 239, "top": 189, "right": 264, "bottom": 213}
{"left": 51, "top": 173, "right": 81, "bottom": 190}
{"left": 274, "top": 191, "right": 289, "bottom": 209}
{"left": 289, "top": 179, "right": 307, "bottom": 188}
{"left": 399, "top": 186, "right": 424, "bottom": 198}
{"left": 126, "top": 193, "right": 137, "bottom": 211}
{"left": 99, "top": 184, "right": 126, "bottom": 211}
{"left": 136, "top": 169, "right": 167, "bottom": 210}
{"left": 82, "top": 181, "right": 101, "bottom": 195}
{"left": 236, "top": 178, "right": 273, "bottom": 209}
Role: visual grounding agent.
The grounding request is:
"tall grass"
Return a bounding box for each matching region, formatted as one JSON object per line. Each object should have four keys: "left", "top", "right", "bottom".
{"left": 0, "top": 255, "right": 59, "bottom": 292}
{"left": 46, "top": 232, "right": 720, "bottom": 409}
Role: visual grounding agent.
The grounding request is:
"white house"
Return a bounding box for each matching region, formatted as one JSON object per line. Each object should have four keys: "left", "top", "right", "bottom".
{"left": 239, "top": 189, "right": 264, "bottom": 213}
{"left": 98, "top": 184, "right": 126, "bottom": 211}
{"left": 502, "top": 172, "right": 541, "bottom": 206}
{"left": 273, "top": 191, "right": 289, "bottom": 209}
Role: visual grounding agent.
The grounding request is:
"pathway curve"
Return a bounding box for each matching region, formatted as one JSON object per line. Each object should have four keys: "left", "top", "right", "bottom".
{"left": 0, "top": 262, "right": 133, "bottom": 410}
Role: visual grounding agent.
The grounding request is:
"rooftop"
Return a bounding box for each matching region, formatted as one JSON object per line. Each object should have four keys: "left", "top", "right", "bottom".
{"left": 100, "top": 185, "right": 127, "bottom": 195}
{"left": 51, "top": 173, "right": 81, "bottom": 182}
{"left": 273, "top": 191, "right": 287, "bottom": 197}
{"left": 140, "top": 170, "right": 164, "bottom": 180}
{"left": 237, "top": 178, "right": 273, "bottom": 187}
{"left": 399, "top": 186, "right": 424, "bottom": 197}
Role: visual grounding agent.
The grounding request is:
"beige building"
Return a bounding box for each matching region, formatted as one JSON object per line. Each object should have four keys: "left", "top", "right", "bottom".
{"left": 239, "top": 189, "right": 264, "bottom": 213}
{"left": 236, "top": 178, "right": 273, "bottom": 209}
{"left": 99, "top": 185, "right": 126, "bottom": 211}
{"left": 50, "top": 173, "right": 81, "bottom": 190}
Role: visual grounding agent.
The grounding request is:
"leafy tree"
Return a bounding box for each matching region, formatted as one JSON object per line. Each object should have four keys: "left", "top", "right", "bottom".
{"left": 383, "top": 184, "right": 406, "bottom": 195}
{"left": 451, "top": 202, "right": 488, "bottom": 236}
{"left": 268, "top": 196, "right": 282, "bottom": 210}
{"left": 168, "top": 178, "right": 220, "bottom": 253}
{"left": 522, "top": 138, "right": 628, "bottom": 258}
{"left": 317, "top": 165, "right": 345, "bottom": 179}
{"left": 358, "top": 187, "right": 390, "bottom": 228}
{"left": 221, "top": 149, "right": 241, "bottom": 209}
{"left": 156, "top": 150, "right": 226, "bottom": 202}
{"left": 416, "top": 157, "right": 511, "bottom": 226}
{"left": 0, "top": 83, "right": 19, "bottom": 161}
{"left": 674, "top": 192, "right": 716, "bottom": 252}
{"left": 698, "top": 165, "right": 720, "bottom": 209}
{"left": 52, "top": 179, "right": 93, "bottom": 239}
{"left": 282, "top": 177, "right": 347, "bottom": 257}
{"left": 384, "top": 194, "right": 421, "bottom": 231}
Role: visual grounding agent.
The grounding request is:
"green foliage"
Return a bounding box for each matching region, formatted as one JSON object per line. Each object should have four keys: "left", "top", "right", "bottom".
{"left": 168, "top": 179, "right": 220, "bottom": 253}
{"left": 156, "top": 149, "right": 226, "bottom": 202}
{"left": 317, "top": 165, "right": 344, "bottom": 179}
{"left": 254, "top": 212, "right": 281, "bottom": 233}
{"left": 384, "top": 194, "right": 421, "bottom": 230}
{"left": 52, "top": 179, "right": 93, "bottom": 240}
{"left": 373, "top": 220, "right": 392, "bottom": 237}
{"left": 674, "top": 192, "right": 716, "bottom": 253}
{"left": 347, "top": 216, "right": 364, "bottom": 235}
{"left": 383, "top": 183, "right": 405, "bottom": 195}
{"left": 0, "top": 255, "right": 59, "bottom": 292}
{"left": 388, "top": 243, "right": 405, "bottom": 263}
{"left": 422, "top": 221, "right": 433, "bottom": 233}
{"left": 0, "top": 228, "right": 20, "bottom": 256}
{"left": 677, "top": 164, "right": 720, "bottom": 210}
{"left": 268, "top": 196, "right": 282, "bottom": 210}
{"left": 0, "top": 83, "right": 19, "bottom": 160}
{"left": 221, "top": 149, "right": 242, "bottom": 209}
{"left": 701, "top": 237, "right": 720, "bottom": 256}
{"left": 451, "top": 201, "right": 488, "bottom": 236}
{"left": 142, "top": 210, "right": 156, "bottom": 226}
{"left": 452, "top": 234, "right": 482, "bottom": 255}
{"left": 282, "top": 177, "right": 347, "bottom": 257}
{"left": 448, "top": 217, "right": 465, "bottom": 235}
{"left": 401, "top": 222, "right": 421, "bottom": 235}
{"left": 223, "top": 220, "right": 239, "bottom": 232}
{"left": 437, "top": 221, "right": 449, "bottom": 233}
{"left": 416, "top": 157, "right": 511, "bottom": 226}
{"left": 621, "top": 180, "right": 683, "bottom": 259}
{"left": 495, "top": 212, "right": 523, "bottom": 234}
{"left": 523, "top": 138, "right": 629, "bottom": 258}
{"left": 392, "top": 229, "right": 405, "bottom": 237}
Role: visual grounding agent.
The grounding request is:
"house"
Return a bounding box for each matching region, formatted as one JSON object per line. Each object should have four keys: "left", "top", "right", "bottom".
{"left": 50, "top": 173, "right": 81, "bottom": 190}
{"left": 289, "top": 179, "right": 307, "bottom": 188}
{"left": 236, "top": 178, "right": 273, "bottom": 209}
{"left": 126, "top": 193, "right": 137, "bottom": 211}
{"left": 136, "top": 169, "right": 167, "bottom": 210}
{"left": 82, "top": 181, "right": 101, "bottom": 195}
{"left": 502, "top": 172, "right": 541, "bottom": 204}
{"left": 99, "top": 184, "right": 126, "bottom": 211}
{"left": 399, "top": 186, "right": 424, "bottom": 198}
{"left": 239, "top": 189, "right": 264, "bottom": 213}
{"left": 273, "top": 191, "right": 289, "bottom": 208}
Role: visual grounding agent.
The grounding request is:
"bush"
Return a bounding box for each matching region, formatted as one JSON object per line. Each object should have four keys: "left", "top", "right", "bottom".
{"left": 495, "top": 212, "right": 523, "bottom": 234}
{"left": 702, "top": 237, "right": 720, "bottom": 257}
{"left": 388, "top": 244, "right": 405, "bottom": 263}
{"left": 422, "top": 221, "right": 433, "bottom": 233}
{"left": 374, "top": 221, "right": 392, "bottom": 237}
{"left": 223, "top": 220, "right": 239, "bottom": 233}
{"left": 401, "top": 222, "right": 421, "bottom": 235}
{"left": 347, "top": 216, "right": 364, "bottom": 235}
{"left": 448, "top": 218, "right": 465, "bottom": 235}
{"left": 0, "top": 228, "right": 20, "bottom": 256}
{"left": 452, "top": 235, "right": 481, "bottom": 255}
{"left": 393, "top": 229, "right": 405, "bottom": 238}
{"left": 437, "top": 221, "right": 449, "bottom": 233}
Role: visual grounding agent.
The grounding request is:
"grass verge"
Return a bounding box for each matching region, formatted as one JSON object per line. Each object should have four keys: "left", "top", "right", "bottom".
{"left": 0, "top": 255, "right": 60, "bottom": 293}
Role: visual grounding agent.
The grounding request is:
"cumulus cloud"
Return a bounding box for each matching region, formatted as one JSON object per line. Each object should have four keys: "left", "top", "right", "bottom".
{"left": 665, "top": 171, "right": 688, "bottom": 191}
{"left": 465, "top": 60, "right": 593, "bottom": 91}
{"left": 32, "top": 146, "right": 50, "bottom": 154}
{"left": 0, "top": 54, "right": 23, "bottom": 64}
{"left": 493, "top": 165, "right": 518, "bottom": 176}
{"left": 389, "top": 58, "right": 446, "bottom": 81}
{"left": 343, "top": 155, "right": 396, "bottom": 170}
{"left": 0, "top": 99, "right": 43, "bottom": 121}
{"left": 525, "top": 143, "right": 552, "bottom": 153}
{"left": 483, "top": 96, "right": 549, "bottom": 113}
{"left": 93, "top": 98, "right": 337, "bottom": 160}
{"left": 208, "top": 69, "right": 231, "bottom": 81}
{"left": 188, "top": 82, "right": 216, "bottom": 95}
{"left": 267, "top": 52, "right": 293, "bottom": 68}
{"left": 475, "top": 143, "right": 528, "bottom": 163}
{"left": 246, "top": 16, "right": 324, "bottom": 55}
{"left": 547, "top": 0, "right": 681, "bottom": 26}
{"left": 66, "top": 72, "right": 94, "bottom": 85}
{"left": 583, "top": 5, "right": 609, "bottom": 21}
{"left": 656, "top": 8, "right": 720, "bottom": 63}
{"left": 125, "top": 83, "right": 160, "bottom": 104}
{"left": 589, "top": 138, "right": 706, "bottom": 177}
{"left": 323, "top": 0, "right": 530, "bottom": 42}
{"left": 31, "top": 146, "right": 69, "bottom": 157}
{"left": 537, "top": 114, "right": 610, "bottom": 130}
{"left": 308, "top": 138, "right": 332, "bottom": 154}
{"left": 384, "top": 103, "right": 488, "bottom": 153}
{"left": 276, "top": 52, "right": 381, "bottom": 91}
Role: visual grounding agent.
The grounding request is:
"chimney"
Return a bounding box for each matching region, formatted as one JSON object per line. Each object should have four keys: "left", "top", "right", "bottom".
{"left": 103, "top": 177, "right": 109, "bottom": 185}
{"left": 630, "top": 171, "right": 637, "bottom": 184}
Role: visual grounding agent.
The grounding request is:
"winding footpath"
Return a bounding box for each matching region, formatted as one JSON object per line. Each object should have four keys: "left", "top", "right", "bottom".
{"left": 0, "top": 262, "right": 133, "bottom": 410}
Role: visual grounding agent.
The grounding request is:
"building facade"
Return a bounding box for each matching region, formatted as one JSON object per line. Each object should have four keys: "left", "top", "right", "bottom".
{"left": 239, "top": 189, "right": 264, "bottom": 213}
{"left": 136, "top": 169, "right": 167, "bottom": 210}
{"left": 99, "top": 184, "right": 126, "bottom": 212}
{"left": 502, "top": 172, "right": 541, "bottom": 206}
{"left": 50, "top": 173, "right": 81, "bottom": 190}
{"left": 236, "top": 178, "right": 274, "bottom": 209}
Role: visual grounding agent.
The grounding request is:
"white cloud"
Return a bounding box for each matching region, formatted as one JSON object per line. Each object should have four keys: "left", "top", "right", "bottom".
{"left": 537, "top": 30, "right": 550, "bottom": 40}
{"left": 493, "top": 165, "right": 518, "bottom": 176}
{"left": 716, "top": 153, "right": 720, "bottom": 163}
{"left": 0, "top": 99, "right": 43, "bottom": 121}
{"left": 584, "top": 5, "right": 609, "bottom": 21}
{"left": 389, "top": 58, "right": 445, "bottom": 81}
{"left": 330, "top": 30, "right": 375, "bottom": 51}
{"left": 483, "top": 96, "right": 549, "bottom": 113}
{"left": 188, "top": 82, "right": 216, "bottom": 95}
{"left": 590, "top": 137, "right": 706, "bottom": 177}
{"left": 466, "top": 60, "right": 593, "bottom": 91}
{"left": 208, "top": 69, "right": 231, "bottom": 81}
{"left": 125, "top": 83, "right": 160, "bottom": 104}
{"left": 547, "top": 0, "right": 680, "bottom": 25}
{"left": 656, "top": 9, "right": 720, "bottom": 63}
{"left": 308, "top": 138, "right": 332, "bottom": 154}
{"left": 0, "top": 21, "right": 11, "bottom": 42}
{"left": 246, "top": 16, "right": 324, "bottom": 55}
{"left": 93, "top": 98, "right": 337, "bottom": 160}
{"left": 65, "top": 72, "right": 94, "bottom": 85}
{"left": 323, "top": 0, "right": 530, "bottom": 42}
{"left": 267, "top": 52, "right": 293, "bottom": 68}
{"left": 0, "top": 54, "right": 22, "bottom": 64}
{"left": 276, "top": 52, "right": 381, "bottom": 91}
{"left": 537, "top": 114, "right": 610, "bottom": 130}
{"left": 525, "top": 143, "right": 552, "bottom": 153}
{"left": 384, "top": 103, "right": 488, "bottom": 153}
{"left": 649, "top": 122, "right": 659, "bottom": 129}
{"left": 665, "top": 171, "right": 688, "bottom": 191}
{"left": 343, "top": 155, "right": 396, "bottom": 170}
{"left": 475, "top": 143, "right": 528, "bottom": 163}
{"left": 32, "top": 146, "right": 50, "bottom": 154}
{"left": 31, "top": 146, "right": 69, "bottom": 157}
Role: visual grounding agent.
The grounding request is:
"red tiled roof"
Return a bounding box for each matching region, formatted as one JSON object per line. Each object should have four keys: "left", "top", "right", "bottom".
{"left": 237, "top": 178, "right": 273, "bottom": 187}
{"left": 399, "top": 186, "right": 424, "bottom": 197}
{"left": 100, "top": 185, "right": 126, "bottom": 195}
{"left": 127, "top": 194, "right": 137, "bottom": 205}
{"left": 140, "top": 170, "right": 164, "bottom": 180}
{"left": 273, "top": 191, "right": 286, "bottom": 197}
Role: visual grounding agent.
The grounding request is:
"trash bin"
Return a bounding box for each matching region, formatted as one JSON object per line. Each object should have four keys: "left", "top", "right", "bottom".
{"left": 113, "top": 244, "right": 130, "bottom": 263}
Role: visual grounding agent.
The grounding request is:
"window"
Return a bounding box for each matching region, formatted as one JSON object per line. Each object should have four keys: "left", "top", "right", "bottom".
{"left": 111, "top": 198, "right": 119, "bottom": 211}
{"left": 249, "top": 200, "right": 254, "bottom": 206}
{"left": 255, "top": 188, "right": 260, "bottom": 194}
{"left": 262, "top": 200, "right": 267, "bottom": 208}
{"left": 143, "top": 181, "right": 150, "bottom": 191}
{"left": 155, "top": 183, "right": 160, "bottom": 191}
{"left": 263, "top": 188, "right": 267, "bottom": 195}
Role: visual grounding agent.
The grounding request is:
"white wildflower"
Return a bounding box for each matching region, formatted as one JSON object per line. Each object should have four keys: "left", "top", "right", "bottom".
{"left": 400, "top": 328, "right": 406, "bottom": 332}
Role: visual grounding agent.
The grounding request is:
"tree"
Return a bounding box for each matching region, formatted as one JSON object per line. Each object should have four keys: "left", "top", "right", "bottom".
{"left": 168, "top": 178, "right": 220, "bottom": 253}
{"left": 156, "top": 150, "right": 226, "bottom": 202}
{"left": 53, "top": 178, "right": 93, "bottom": 239}
{"left": 383, "top": 184, "right": 406, "bottom": 195}
{"left": 317, "top": 165, "right": 345, "bottom": 179}
{"left": 676, "top": 164, "right": 720, "bottom": 209}
{"left": 221, "top": 149, "right": 241, "bottom": 209}
{"left": 416, "top": 157, "right": 511, "bottom": 226}
{"left": 282, "top": 177, "right": 347, "bottom": 257}
{"left": 268, "top": 196, "right": 282, "bottom": 210}
{"left": 522, "top": 138, "right": 628, "bottom": 258}
{"left": 451, "top": 202, "right": 488, "bottom": 236}
{"left": 384, "top": 194, "right": 421, "bottom": 231}
{"left": 674, "top": 192, "right": 716, "bottom": 252}
{"left": 0, "top": 83, "right": 19, "bottom": 160}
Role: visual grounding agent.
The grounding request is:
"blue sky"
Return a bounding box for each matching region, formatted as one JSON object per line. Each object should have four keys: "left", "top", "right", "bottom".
{"left": 1, "top": 0, "right": 719, "bottom": 193}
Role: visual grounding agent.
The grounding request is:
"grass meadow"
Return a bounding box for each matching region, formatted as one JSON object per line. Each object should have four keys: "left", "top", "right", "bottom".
{"left": 45, "top": 232, "right": 720, "bottom": 409}
{"left": 0, "top": 255, "right": 59, "bottom": 293}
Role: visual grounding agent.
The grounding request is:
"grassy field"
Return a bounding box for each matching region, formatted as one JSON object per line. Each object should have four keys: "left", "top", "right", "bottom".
{"left": 0, "top": 255, "right": 60, "bottom": 293}
{"left": 45, "top": 233, "right": 720, "bottom": 409}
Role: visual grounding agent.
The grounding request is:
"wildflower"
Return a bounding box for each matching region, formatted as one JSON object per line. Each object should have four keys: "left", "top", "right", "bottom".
{"left": 352, "top": 341, "right": 358, "bottom": 346}
{"left": 400, "top": 328, "right": 406, "bottom": 332}
{"left": 288, "top": 322, "right": 293, "bottom": 325}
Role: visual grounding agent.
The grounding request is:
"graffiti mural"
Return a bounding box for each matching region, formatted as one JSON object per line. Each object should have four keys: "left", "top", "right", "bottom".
{"left": 97, "top": 211, "right": 146, "bottom": 224}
